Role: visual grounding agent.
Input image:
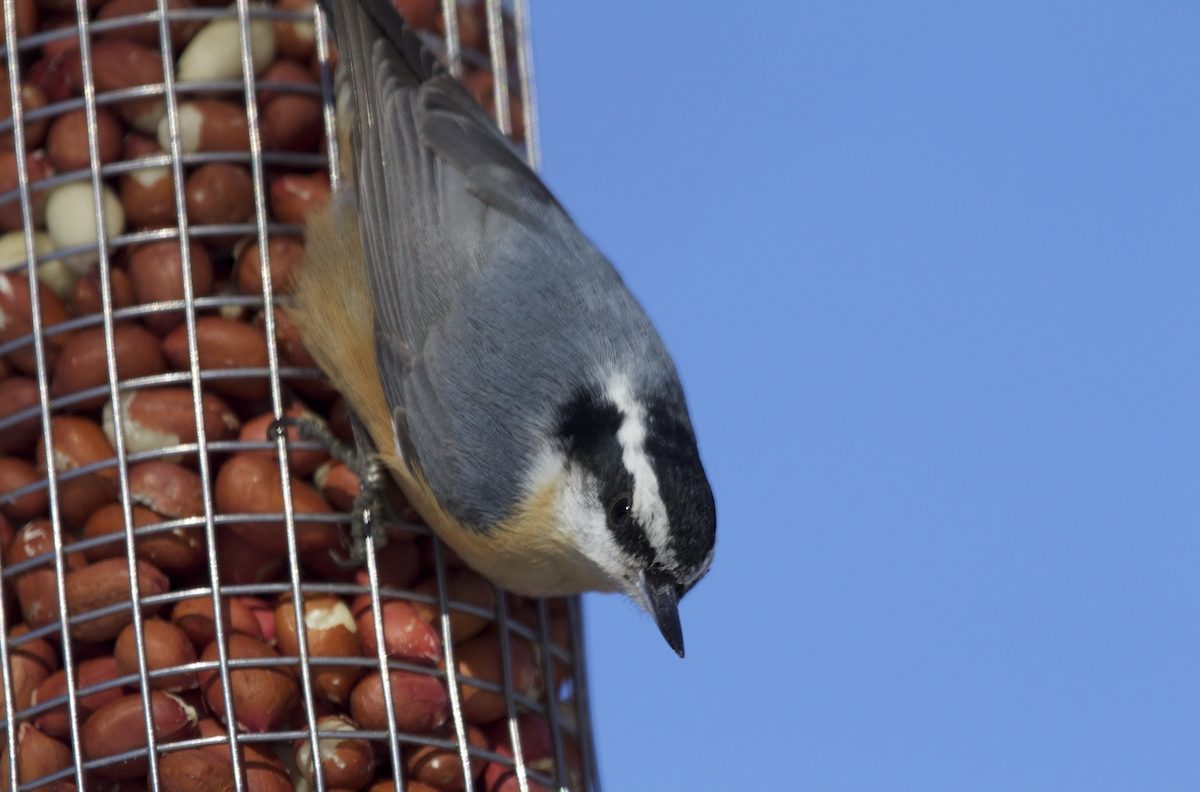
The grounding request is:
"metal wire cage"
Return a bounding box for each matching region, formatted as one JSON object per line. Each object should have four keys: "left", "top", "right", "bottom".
{"left": 0, "top": 0, "right": 598, "bottom": 789}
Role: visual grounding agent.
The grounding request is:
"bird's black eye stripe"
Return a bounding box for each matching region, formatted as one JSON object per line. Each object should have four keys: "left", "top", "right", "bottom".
{"left": 608, "top": 496, "right": 631, "bottom": 526}
{"left": 605, "top": 492, "right": 652, "bottom": 561}
{"left": 557, "top": 388, "right": 655, "bottom": 564}
{"left": 609, "top": 507, "right": 654, "bottom": 564}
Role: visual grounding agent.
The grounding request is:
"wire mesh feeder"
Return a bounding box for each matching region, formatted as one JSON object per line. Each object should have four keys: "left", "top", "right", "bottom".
{"left": 0, "top": 0, "right": 599, "bottom": 789}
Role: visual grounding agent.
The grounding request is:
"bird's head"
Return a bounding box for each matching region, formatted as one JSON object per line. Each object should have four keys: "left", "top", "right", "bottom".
{"left": 542, "top": 372, "right": 716, "bottom": 657}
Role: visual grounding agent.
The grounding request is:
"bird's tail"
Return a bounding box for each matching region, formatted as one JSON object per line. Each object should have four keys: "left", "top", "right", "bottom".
{"left": 317, "top": 0, "right": 441, "bottom": 192}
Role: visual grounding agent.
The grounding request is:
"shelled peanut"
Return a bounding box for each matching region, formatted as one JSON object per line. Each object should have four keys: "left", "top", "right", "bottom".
{"left": 0, "top": 0, "right": 575, "bottom": 790}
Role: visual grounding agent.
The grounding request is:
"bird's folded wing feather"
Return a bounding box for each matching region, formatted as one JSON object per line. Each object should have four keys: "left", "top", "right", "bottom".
{"left": 326, "top": 0, "right": 572, "bottom": 506}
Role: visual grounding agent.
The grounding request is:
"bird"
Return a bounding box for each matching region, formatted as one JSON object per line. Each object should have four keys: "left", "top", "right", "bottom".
{"left": 289, "top": 0, "right": 715, "bottom": 656}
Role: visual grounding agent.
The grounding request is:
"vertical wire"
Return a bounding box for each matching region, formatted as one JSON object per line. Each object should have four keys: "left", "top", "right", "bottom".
{"left": 438, "top": 0, "right": 462, "bottom": 77}
{"left": 535, "top": 600, "right": 568, "bottom": 791}
{"left": 483, "top": 0, "right": 510, "bottom": 136}
{"left": 0, "top": 571, "right": 15, "bottom": 791}
{"left": 362, "top": 531, "right": 405, "bottom": 791}
{"left": 312, "top": 3, "right": 341, "bottom": 192}
{"left": 0, "top": 603, "right": 15, "bottom": 791}
{"left": 0, "top": 7, "right": 29, "bottom": 786}
{"left": 3, "top": 10, "right": 87, "bottom": 789}
{"left": 494, "top": 591, "right": 529, "bottom": 792}
{"left": 511, "top": 0, "right": 541, "bottom": 167}
{"left": 431, "top": 539, "right": 474, "bottom": 792}
{"left": 432, "top": 11, "right": 475, "bottom": 784}
{"left": 313, "top": 6, "right": 383, "bottom": 786}
{"left": 511, "top": 4, "right": 571, "bottom": 787}
{"left": 70, "top": 0, "right": 163, "bottom": 783}
{"left": 569, "top": 598, "right": 600, "bottom": 791}
{"left": 153, "top": 2, "right": 246, "bottom": 786}
{"left": 484, "top": 22, "right": 516, "bottom": 788}
{"left": 229, "top": 1, "right": 325, "bottom": 789}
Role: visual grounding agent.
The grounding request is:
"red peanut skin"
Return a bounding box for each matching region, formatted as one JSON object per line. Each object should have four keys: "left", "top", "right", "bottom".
{"left": 350, "top": 669, "right": 449, "bottom": 735}
{"left": 33, "top": 656, "right": 125, "bottom": 739}
{"left": 199, "top": 634, "right": 298, "bottom": 733}
{"left": 81, "top": 691, "right": 198, "bottom": 781}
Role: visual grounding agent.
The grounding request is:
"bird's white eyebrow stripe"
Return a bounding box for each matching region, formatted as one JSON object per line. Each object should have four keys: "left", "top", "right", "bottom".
{"left": 606, "top": 373, "right": 676, "bottom": 567}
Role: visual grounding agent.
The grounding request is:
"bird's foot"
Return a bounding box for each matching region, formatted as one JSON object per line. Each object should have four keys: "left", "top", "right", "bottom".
{"left": 269, "top": 416, "right": 391, "bottom": 567}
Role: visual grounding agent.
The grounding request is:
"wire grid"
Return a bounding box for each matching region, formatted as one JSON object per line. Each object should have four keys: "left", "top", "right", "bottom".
{"left": 0, "top": 0, "right": 599, "bottom": 789}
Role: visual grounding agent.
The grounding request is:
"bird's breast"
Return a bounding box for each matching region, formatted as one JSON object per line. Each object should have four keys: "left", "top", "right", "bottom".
{"left": 400, "top": 465, "right": 613, "bottom": 597}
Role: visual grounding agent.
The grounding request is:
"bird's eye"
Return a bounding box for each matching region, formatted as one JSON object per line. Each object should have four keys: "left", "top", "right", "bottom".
{"left": 608, "top": 496, "right": 631, "bottom": 526}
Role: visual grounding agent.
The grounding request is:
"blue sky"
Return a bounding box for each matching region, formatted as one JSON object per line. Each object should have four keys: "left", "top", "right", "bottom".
{"left": 531, "top": 2, "right": 1200, "bottom": 790}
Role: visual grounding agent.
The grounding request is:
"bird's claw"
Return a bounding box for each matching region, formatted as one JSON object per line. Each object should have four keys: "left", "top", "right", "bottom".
{"left": 332, "top": 460, "right": 393, "bottom": 568}
{"left": 269, "top": 415, "right": 391, "bottom": 567}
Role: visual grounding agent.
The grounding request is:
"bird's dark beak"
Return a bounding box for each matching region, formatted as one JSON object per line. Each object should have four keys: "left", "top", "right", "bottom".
{"left": 639, "top": 574, "right": 685, "bottom": 658}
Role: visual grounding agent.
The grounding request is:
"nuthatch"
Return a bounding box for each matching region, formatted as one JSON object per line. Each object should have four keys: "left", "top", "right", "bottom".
{"left": 290, "top": 0, "right": 715, "bottom": 656}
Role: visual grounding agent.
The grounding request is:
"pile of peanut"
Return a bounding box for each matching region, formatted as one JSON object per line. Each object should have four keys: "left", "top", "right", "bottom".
{"left": 0, "top": 0, "right": 576, "bottom": 790}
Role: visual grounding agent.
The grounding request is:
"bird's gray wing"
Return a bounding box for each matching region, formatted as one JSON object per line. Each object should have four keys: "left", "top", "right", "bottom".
{"left": 326, "top": 0, "right": 574, "bottom": 515}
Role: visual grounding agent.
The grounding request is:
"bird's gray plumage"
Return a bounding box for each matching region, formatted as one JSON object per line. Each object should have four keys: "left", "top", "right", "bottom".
{"left": 327, "top": 0, "right": 685, "bottom": 531}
